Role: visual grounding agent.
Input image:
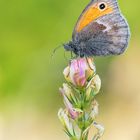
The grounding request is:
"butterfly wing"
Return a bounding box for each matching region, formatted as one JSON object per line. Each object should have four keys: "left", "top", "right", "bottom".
{"left": 71, "top": 0, "right": 130, "bottom": 56}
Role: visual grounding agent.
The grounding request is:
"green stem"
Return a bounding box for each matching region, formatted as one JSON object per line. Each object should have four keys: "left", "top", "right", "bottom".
{"left": 78, "top": 89, "right": 89, "bottom": 140}
{"left": 80, "top": 129, "right": 84, "bottom": 140}
{"left": 70, "top": 137, "right": 79, "bottom": 140}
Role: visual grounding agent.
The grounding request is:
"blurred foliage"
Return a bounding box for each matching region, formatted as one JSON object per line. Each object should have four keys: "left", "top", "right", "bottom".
{"left": 0, "top": 0, "right": 139, "bottom": 114}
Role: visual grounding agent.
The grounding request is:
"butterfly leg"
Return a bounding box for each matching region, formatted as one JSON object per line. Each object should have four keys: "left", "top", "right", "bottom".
{"left": 70, "top": 51, "right": 74, "bottom": 59}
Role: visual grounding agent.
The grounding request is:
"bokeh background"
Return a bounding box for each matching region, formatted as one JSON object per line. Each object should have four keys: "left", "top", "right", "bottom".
{"left": 0, "top": 0, "right": 139, "bottom": 139}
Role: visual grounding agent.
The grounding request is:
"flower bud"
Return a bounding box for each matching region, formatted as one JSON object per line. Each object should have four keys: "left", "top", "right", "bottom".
{"left": 90, "top": 100, "right": 99, "bottom": 120}
{"left": 86, "top": 75, "right": 101, "bottom": 97}
{"left": 58, "top": 108, "right": 74, "bottom": 136}
{"left": 63, "top": 58, "right": 96, "bottom": 87}
{"left": 59, "top": 83, "right": 77, "bottom": 104}
{"left": 93, "top": 122, "right": 105, "bottom": 138}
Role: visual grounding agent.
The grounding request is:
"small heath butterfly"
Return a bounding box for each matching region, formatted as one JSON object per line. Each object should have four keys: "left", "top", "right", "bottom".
{"left": 64, "top": 0, "right": 130, "bottom": 57}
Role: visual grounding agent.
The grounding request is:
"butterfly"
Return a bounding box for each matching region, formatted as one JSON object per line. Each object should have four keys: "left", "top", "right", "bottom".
{"left": 64, "top": 0, "right": 130, "bottom": 57}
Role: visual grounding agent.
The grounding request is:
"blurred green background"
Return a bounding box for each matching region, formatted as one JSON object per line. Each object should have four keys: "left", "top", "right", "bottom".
{"left": 0, "top": 0, "right": 140, "bottom": 139}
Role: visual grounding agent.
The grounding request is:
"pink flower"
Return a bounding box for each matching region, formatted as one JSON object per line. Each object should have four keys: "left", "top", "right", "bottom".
{"left": 65, "top": 97, "right": 82, "bottom": 119}
{"left": 63, "top": 58, "right": 96, "bottom": 87}
{"left": 59, "top": 87, "right": 82, "bottom": 119}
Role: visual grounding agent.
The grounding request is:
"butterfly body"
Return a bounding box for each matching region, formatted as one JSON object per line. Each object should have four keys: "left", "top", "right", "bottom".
{"left": 64, "top": 0, "right": 130, "bottom": 57}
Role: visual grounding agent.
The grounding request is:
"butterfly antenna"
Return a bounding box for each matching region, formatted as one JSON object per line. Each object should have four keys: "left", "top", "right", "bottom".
{"left": 51, "top": 45, "right": 63, "bottom": 59}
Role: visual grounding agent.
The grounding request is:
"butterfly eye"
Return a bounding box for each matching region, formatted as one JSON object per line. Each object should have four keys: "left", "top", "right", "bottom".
{"left": 98, "top": 2, "right": 107, "bottom": 10}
